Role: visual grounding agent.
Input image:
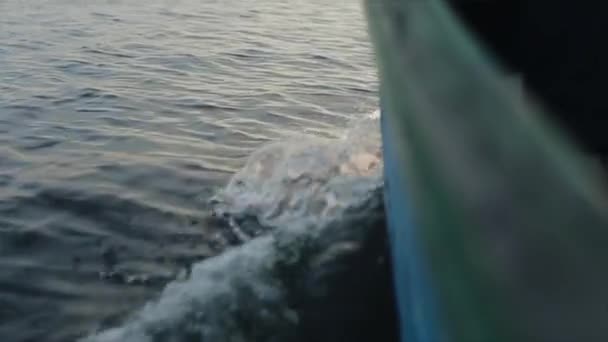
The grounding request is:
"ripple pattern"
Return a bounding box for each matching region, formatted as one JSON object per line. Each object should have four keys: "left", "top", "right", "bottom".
{"left": 0, "top": 0, "right": 377, "bottom": 341}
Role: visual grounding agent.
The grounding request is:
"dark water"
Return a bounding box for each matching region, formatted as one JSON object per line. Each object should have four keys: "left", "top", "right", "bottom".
{"left": 0, "top": 1, "right": 390, "bottom": 341}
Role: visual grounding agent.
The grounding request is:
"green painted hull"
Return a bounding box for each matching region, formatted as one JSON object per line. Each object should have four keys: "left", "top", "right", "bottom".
{"left": 365, "top": 1, "right": 608, "bottom": 341}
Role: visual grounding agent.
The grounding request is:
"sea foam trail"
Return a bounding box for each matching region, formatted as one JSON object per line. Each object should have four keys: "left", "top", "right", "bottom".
{"left": 82, "top": 110, "right": 397, "bottom": 342}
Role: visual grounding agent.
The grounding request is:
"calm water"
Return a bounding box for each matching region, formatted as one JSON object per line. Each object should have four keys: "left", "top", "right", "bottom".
{"left": 0, "top": 1, "right": 388, "bottom": 341}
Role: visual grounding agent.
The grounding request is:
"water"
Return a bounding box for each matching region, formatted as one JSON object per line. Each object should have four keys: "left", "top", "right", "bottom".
{"left": 0, "top": 0, "right": 396, "bottom": 341}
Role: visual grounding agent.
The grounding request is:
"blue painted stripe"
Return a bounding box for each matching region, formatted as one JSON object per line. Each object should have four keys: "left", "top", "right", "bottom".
{"left": 381, "top": 108, "right": 447, "bottom": 342}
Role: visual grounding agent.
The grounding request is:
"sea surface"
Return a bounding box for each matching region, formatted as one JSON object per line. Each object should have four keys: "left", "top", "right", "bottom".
{"left": 0, "top": 0, "right": 396, "bottom": 341}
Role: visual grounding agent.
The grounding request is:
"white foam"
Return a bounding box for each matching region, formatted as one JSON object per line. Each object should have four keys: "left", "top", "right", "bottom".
{"left": 212, "top": 110, "right": 382, "bottom": 229}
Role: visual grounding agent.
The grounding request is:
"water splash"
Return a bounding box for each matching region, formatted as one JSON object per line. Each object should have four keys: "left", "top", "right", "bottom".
{"left": 211, "top": 110, "right": 382, "bottom": 230}
{"left": 82, "top": 111, "right": 397, "bottom": 342}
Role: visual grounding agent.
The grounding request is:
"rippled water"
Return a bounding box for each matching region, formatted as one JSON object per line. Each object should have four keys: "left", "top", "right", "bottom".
{"left": 0, "top": 0, "right": 388, "bottom": 341}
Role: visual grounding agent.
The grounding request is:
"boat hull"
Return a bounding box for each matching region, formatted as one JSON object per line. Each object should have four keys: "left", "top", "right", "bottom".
{"left": 366, "top": 1, "right": 608, "bottom": 341}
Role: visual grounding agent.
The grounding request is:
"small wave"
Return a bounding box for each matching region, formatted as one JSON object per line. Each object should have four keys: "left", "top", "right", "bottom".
{"left": 81, "top": 47, "right": 135, "bottom": 59}
{"left": 15, "top": 136, "right": 61, "bottom": 151}
{"left": 83, "top": 111, "right": 396, "bottom": 342}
